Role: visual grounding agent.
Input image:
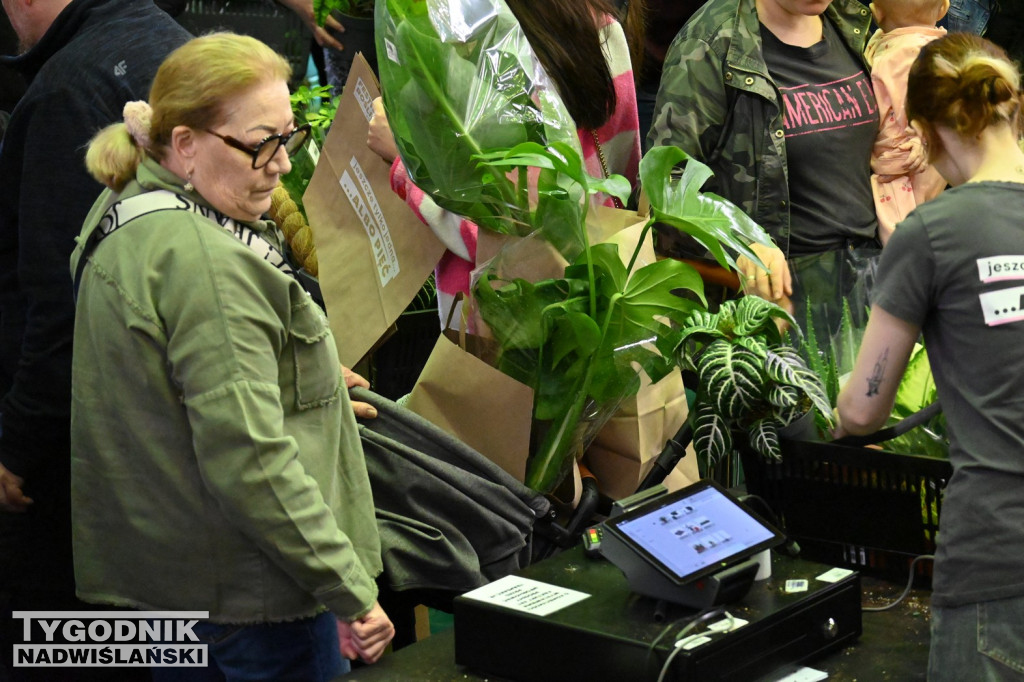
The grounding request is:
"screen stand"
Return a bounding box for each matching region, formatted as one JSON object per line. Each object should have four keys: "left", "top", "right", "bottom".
{"left": 600, "top": 534, "right": 760, "bottom": 609}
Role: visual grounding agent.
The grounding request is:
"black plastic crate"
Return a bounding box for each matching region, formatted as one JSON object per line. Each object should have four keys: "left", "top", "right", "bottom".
{"left": 742, "top": 439, "right": 952, "bottom": 582}
{"left": 175, "top": 0, "right": 311, "bottom": 87}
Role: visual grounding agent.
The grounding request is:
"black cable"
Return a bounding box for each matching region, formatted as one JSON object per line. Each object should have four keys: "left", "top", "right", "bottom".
{"left": 737, "top": 494, "right": 801, "bottom": 558}
{"left": 862, "top": 554, "right": 935, "bottom": 612}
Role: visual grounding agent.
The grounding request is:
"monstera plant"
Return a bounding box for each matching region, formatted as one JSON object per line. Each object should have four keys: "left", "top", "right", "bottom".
{"left": 676, "top": 296, "right": 834, "bottom": 467}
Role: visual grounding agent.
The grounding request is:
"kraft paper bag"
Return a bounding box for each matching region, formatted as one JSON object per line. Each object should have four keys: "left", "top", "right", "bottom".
{"left": 405, "top": 329, "right": 535, "bottom": 483}
{"left": 584, "top": 365, "right": 699, "bottom": 500}
{"left": 303, "top": 53, "right": 446, "bottom": 367}
{"left": 475, "top": 202, "right": 654, "bottom": 283}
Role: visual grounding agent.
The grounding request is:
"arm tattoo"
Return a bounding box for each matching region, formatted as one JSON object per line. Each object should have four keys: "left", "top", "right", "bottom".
{"left": 866, "top": 348, "right": 889, "bottom": 397}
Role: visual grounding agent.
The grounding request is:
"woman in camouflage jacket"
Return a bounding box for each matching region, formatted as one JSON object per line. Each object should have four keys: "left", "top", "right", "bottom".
{"left": 648, "top": 0, "right": 880, "bottom": 346}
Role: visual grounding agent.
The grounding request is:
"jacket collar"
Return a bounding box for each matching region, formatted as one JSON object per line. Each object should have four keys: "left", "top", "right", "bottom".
{"left": 725, "top": 0, "right": 872, "bottom": 77}
{"left": 2, "top": 0, "right": 110, "bottom": 80}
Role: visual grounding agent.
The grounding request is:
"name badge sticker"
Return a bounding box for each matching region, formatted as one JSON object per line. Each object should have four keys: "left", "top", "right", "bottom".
{"left": 979, "top": 285, "right": 1024, "bottom": 326}
{"left": 977, "top": 256, "right": 1024, "bottom": 283}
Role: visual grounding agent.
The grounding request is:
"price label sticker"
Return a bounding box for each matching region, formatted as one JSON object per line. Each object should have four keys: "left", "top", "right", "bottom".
{"left": 785, "top": 579, "right": 808, "bottom": 593}
{"left": 816, "top": 567, "right": 855, "bottom": 583}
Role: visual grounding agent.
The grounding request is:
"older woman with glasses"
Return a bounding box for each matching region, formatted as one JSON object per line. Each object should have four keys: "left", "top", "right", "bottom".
{"left": 70, "top": 33, "right": 393, "bottom": 681}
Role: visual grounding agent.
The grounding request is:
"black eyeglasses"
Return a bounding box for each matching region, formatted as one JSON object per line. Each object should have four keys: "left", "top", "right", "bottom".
{"left": 204, "top": 123, "right": 312, "bottom": 169}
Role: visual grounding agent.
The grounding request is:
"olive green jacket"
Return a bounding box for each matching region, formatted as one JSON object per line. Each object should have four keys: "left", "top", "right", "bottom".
{"left": 647, "top": 0, "right": 872, "bottom": 256}
{"left": 69, "top": 158, "right": 382, "bottom": 623}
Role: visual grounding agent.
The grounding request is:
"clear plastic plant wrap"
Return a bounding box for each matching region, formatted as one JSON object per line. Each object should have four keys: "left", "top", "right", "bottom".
{"left": 376, "top": 0, "right": 583, "bottom": 241}
{"left": 376, "top": 0, "right": 780, "bottom": 494}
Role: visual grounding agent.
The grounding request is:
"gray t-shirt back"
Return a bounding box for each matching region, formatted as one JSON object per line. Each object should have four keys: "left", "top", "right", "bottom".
{"left": 873, "top": 181, "right": 1024, "bottom": 607}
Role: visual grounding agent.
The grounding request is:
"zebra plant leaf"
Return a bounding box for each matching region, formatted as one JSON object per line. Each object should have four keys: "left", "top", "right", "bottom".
{"left": 693, "top": 402, "right": 733, "bottom": 468}
{"left": 765, "top": 346, "right": 834, "bottom": 425}
{"left": 747, "top": 418, "right": 782, "bottom": 460}
{"left": 767, "top": 384, "right": 799, "bottom": 409}
{"left": 735, "top": 335, "right": 768, "bottom": 359}
{"left": 774, "top": 398, "right": 809, "bottom": 427}
{"left": 681, "top": 294, "right": 832, "bottom": 466}
{"left": 732, "top": 295, "right": 795, "bottom": 342}
{"left": 676, "top": 310, "right": 725, "bottom": 363}
{"left": 765, "top": 346, "right": 806, "bottom": 385}
{"left": 791, "top": 370, "right": 834, "bottom": 427}
{"left": 699, "top": 340, "right": 764, "bottom": 419}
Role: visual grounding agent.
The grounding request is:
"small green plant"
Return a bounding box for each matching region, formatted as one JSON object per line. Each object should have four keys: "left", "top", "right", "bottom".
{"left": 314, "top": 0, "right": 375, "bottom": 23}
{"left": 290, "top": 83, "right": 338, "bottom": 148}
{"left": 676, "top": 296, "right": 834, "bottom": 468}
{"left": 802, "top": 298, "right": 948, "bottom": 458}
{"left": 802, "top": 297, "right": 858, "bottom": 432}
{"left": 279, "top": 84, "right": 338, "bottom": 214}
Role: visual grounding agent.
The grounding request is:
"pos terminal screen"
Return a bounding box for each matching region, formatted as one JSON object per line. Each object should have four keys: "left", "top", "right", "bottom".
{"left": 605, "top": 480, "right": 784, "bottom": 585}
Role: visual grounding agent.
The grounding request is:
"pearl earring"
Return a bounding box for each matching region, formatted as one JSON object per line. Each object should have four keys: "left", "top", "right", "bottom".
{"left": 183, "top": 170, "right": 194, "bottom": 193}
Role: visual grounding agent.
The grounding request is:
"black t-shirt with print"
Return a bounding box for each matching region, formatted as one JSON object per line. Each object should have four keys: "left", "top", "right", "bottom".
{"left": 761, "top": 18, "right": 878, "bottom": 256}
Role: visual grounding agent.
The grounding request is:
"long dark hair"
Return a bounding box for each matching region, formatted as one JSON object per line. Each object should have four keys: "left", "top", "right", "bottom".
{"left": 506, "top": 0, "right": 619, "bottom": 131}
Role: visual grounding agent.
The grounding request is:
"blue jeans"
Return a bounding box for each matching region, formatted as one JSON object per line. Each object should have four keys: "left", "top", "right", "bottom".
{"left": 929, "top": 595, "right": 1024, "bottom": 681}
{"left": 150, "top": 611, "right": 348, "bottom": 682}
{"left": 944, "top": 0, "right": 992, "bottom": 34}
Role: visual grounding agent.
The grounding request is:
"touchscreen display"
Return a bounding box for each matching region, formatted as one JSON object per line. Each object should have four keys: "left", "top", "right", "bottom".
{"left": 607, "top": 482, "right": 781, "bottom": 583}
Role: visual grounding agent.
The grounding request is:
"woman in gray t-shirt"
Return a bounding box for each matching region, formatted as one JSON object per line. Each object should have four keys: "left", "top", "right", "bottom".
{"left": 835, "top": 34, "right": 1024, "bottom": 681}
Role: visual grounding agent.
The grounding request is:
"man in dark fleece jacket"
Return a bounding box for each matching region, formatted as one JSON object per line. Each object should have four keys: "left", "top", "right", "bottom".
{"left": 0, "top": 0, "right": 189, "bottom": 677}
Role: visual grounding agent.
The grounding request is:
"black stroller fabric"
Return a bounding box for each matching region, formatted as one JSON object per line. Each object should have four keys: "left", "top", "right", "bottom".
{"left": 352, "top": 387, "right": 551, "bottom": 595}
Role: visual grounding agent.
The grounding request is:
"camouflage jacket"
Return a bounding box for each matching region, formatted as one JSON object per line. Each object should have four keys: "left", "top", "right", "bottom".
{"left": 647, "top": 0, "right": 872, "bottom": 256}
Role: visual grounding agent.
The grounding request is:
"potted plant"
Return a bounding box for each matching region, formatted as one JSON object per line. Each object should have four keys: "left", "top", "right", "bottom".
{"left": 735, "top": 302, "right": 951, "bottom": 579}
{"left": 674, "top": 295, "right": 834, "bottom": 475}
{"left": 372, "top": 0, "right": 785, "bottom": 494}
{"left": 313, "top": 0, "right": 378, "bottom": 85}
{"left": 802, "top": 300, "right": 948, "bottom": 459}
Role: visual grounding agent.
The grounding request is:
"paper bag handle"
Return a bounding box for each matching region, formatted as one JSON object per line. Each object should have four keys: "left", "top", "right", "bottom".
{"left": 443, "top": 292, "right": 471, "bottom": 351}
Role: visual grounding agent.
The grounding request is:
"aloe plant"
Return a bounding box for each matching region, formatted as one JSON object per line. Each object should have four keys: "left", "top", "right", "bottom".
{"left": 676, "top": 296, "right": 834, "bottom": 467}
{"left": 802, "top": 299, "right": 948, "bottom": 458}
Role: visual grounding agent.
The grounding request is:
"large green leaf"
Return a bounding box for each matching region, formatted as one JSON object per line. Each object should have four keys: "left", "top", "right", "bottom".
{"left": 550, "top": 312, "right": 602, "bottom": 368}
{"left": 473, "top": 276, "right": 553, "bottom": 349}
{"left": 893, "top": 344, "right": 937, "bottom": 418}
{"left": 640, "top": 147, "right": 774, "bottom": 271}
{"left": 377, "top": 0, "right": 581, "bottom": 235}
{"left": 565, "top": 243, "right": 629, "bottom": 300}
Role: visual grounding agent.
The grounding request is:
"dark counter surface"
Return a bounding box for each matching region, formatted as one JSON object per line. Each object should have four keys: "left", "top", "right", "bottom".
{"left": 348, "top": 554, "right": 930, "bottom": 682}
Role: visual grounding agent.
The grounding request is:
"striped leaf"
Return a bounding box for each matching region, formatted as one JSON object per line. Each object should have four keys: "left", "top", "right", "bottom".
{"left": 735, "top": 335, "right": 768, "bottom": 359}
{"left": 765, "top": 347, "right": 833, "bottom": 425}
{"left": 698, "top": 340, "right": 763, "bottom": 419}
{"left": 767, "top": 384, "right": 799, "bottom": 409}
{"left": 747, "top": 419, "right": 782, "bottom": 460}
{"left": 693, "top": 402, "right": 733, "bottom": 467}
{"left": 732, "top": 295, "right": 797, "bottom": 343}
